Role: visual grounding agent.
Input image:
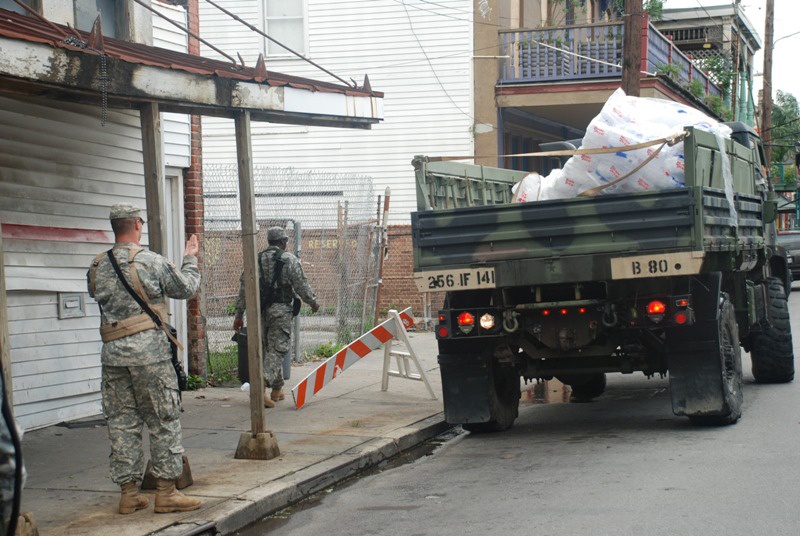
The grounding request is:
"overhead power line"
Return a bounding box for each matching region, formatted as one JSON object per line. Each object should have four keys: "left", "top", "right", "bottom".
{"left": 202, "top": 0, "right": 356, "bottom": 88}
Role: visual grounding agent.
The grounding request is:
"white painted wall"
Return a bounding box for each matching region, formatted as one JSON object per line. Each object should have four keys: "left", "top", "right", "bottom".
{"left": 199, "top": 0, "right": 474, "bottom": 224}
{"left": 0, "top": 96, "right": 145, "bottom": 430}
{"left": 0, "top": 2, "right": 193, "bottom": 430}
{"left": 153, "top": 0, "right": 191, "bottom": 169}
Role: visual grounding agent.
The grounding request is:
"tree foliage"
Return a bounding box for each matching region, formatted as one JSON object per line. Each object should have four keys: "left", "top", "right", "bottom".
{"left": 547, "top": 0, "right": 663, "bottom": 25}
{"left": 770, "top": 91, "right": 800, "bottom": 166}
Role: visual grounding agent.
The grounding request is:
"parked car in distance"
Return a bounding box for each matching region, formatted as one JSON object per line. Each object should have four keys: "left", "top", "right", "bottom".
{"left": 777, "top": 230, "right": 800, "bottom": 284}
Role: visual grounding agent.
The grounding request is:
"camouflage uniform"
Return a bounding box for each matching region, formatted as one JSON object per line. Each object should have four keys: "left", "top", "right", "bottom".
{"left": 0, "top": 371, "right": 24, "bottom": 525}
{"left": 234, "top": 242, "right": 317, "bottom": 391}
{"left": 88, "top": 236, "right": 200, "bottom": 485}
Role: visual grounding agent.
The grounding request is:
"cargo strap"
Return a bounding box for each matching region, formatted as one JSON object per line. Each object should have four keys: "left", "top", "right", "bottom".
{"left": 576, "top": 132, "right": 680, "bottom": 197}
{"left": 423, "top": 130, "right": 690, "bottom": 162}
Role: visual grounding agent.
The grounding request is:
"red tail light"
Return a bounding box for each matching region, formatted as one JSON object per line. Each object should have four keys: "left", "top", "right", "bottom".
{"left": 647, "top": 301, "right": 666, "bottom": 314}
{"left": 457, "top": 312, "right": 475, "bottom": 326}
{"left": 457, "top": 312, "right": 475, "bottom": 334}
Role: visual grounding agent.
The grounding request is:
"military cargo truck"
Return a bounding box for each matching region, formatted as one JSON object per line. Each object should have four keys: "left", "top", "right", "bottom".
{"left": 411, "top": 123, "right": 793, "bottom": 431}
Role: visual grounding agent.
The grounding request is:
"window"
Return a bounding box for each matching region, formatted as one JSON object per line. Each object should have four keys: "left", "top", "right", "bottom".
{"left": 74, "top": 0, "right": 117, "bottom": 38}
{"left": 0, "top": 0, "right": 37, "bottom": 15}
{"left": 265, "top": 0, "right": 306, "bottom": 56}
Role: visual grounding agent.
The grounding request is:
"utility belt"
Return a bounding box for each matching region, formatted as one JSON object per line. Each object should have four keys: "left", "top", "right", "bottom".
{"left": 99, "top": 303, "right": 169, "bottom": 343}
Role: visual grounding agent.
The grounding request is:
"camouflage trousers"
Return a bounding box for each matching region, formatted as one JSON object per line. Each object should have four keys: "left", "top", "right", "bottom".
{"left": 260, "top": 304, "right": 293, "bottom": 391}
{"left": 101, "top": 360, "right": 184, "bottom": 484}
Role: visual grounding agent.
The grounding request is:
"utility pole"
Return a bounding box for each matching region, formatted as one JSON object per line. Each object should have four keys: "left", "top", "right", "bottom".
{"left": 762, "top": 0, "right": 774, "bottom": 166}
{"left": 621, "top": 0, "right": 643, "bottom": 96}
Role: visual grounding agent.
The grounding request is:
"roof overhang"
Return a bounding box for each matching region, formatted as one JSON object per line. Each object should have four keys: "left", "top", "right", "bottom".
{"left": 0, "top": 10, "right": 383, "bottom": 129}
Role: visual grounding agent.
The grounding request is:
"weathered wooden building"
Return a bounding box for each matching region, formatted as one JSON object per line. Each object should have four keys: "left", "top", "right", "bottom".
{"left": 0, "top": 0, "right": 382, "bottom": 431}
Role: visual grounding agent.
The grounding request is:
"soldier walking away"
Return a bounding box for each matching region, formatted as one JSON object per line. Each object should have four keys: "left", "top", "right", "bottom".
{"left": 233, "top": 226, "right": 319, "bottom": 407}
{"left": 87, "top": 203, "right": 202, "bottom": 515}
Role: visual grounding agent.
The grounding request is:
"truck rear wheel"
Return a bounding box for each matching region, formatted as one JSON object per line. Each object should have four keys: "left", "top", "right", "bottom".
{"left": 556, "top": 373, "right": 607, "bottom": 402}
{"left": 462, "top": 358, "right": 520, "bottom": 434}
{"left": 687, "top": 297, "right": 743, "bottom": 426}
{"left": 750, "top": 277, "right": 795, "bottom": 383}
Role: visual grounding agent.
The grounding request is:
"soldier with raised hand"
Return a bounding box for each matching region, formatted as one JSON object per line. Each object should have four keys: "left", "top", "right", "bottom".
{"left": 87, "top": 203, "right": 202, "bottom": 515}
{"left": 233, "top": 226, "right": 319, "bottom": 407}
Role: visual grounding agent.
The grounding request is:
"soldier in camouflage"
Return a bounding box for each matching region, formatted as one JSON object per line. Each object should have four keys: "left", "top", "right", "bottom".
{"left": 233, "top": 226, "right": 319, "bottom": 407}
{"left": 87, "top": 203, "right": 202, "bottom": 515}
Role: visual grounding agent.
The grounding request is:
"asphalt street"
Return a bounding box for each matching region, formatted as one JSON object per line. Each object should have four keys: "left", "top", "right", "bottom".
{"left": 249, "top": 287, "right": 800, "bottom": 536}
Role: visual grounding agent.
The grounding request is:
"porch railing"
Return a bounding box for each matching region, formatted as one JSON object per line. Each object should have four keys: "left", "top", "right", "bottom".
{"left": 499, "top": 21, "right": 721, "bottom": 98}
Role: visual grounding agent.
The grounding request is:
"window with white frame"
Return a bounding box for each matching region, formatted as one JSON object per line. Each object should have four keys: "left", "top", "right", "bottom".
{"left": 0, "top": 0, "right": 37, "bottom": 15}
{"left": 265, "top": 0, "right": 306, "bottom": 57}
{"left": 74, "top": 0, "right": 117, "bottom": 38}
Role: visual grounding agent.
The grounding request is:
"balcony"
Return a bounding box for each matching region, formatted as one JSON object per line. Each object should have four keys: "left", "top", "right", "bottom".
{"left": 499, "top": 21, "right": 721, "bottom": 99}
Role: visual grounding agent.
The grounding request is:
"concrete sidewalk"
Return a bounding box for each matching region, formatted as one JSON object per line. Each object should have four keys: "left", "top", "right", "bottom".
{"left": 20, "top": 331, "right": 446, "bottom": 536}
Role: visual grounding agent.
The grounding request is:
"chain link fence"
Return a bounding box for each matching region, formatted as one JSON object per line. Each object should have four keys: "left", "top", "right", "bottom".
{"left": 203, "top": 164, "right": 383, "bottom": 368}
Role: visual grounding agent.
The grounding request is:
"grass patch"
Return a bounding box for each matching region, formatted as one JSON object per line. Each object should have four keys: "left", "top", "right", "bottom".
{"left": 207, "top": 344, "right": 239, "bottom": 386}
{"left": 303, "top": 341, "right": 344, "bottom": 362}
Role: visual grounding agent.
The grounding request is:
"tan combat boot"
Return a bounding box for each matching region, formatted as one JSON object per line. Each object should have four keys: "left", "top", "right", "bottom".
{"left": 154, "top": 478, "right": 201, "bottom": 513}
{"left": 264, "top": 390, "right": 275, "bottom": 408}
{"left": 270, "top": 388, "right": 285, "bottom": 401}
{"left": 119, "top": 481, "right": 149, "bottom": 514}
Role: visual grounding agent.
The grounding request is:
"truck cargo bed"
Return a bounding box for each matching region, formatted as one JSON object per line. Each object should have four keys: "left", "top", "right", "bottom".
{"left": 413, "top": 185, "right": 764, "bottom": 287}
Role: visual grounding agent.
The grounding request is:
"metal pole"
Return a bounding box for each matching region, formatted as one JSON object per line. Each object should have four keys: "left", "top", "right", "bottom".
{"left": 373, "top": 187, "right": 391, "bottom": 325}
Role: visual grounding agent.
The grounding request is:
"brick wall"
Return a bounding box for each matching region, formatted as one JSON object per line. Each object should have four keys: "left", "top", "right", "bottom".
{"left": 378, "top": 225, "right": 443, "bottom": 325}
{"left": 184, "top": 0, "right": 206, "bottom": 375}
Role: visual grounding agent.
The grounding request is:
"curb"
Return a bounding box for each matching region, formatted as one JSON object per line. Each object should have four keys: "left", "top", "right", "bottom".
{"left": 152, "top": 413, "right": 448, "bottom": 536}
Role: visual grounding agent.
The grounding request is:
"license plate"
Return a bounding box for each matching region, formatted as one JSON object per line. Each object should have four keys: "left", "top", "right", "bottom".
{"left": 413, "top": 268, "right": 496, "bottom": 292}
{"left": 610, "top": 252, "right": 705, "bottom": 280}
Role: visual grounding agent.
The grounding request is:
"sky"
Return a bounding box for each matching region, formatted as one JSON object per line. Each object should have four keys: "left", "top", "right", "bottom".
{"left": 663, "top": 0, "right": 798, "bottom": 101}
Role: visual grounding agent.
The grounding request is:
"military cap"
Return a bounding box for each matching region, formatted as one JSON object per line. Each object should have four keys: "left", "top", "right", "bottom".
{"left": 267, "top": 226, "right": 288, "bottom": 241}
{"left": 109, "top": 203, "right": 142, "bottom": 221}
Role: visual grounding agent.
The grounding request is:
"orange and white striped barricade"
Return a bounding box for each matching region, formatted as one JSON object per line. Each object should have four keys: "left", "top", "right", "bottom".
{"left": 381, "top": 309, "right": 437, "bottom": 400}
{"left": 291, "top": 307, "right": 435, "bottom": 409}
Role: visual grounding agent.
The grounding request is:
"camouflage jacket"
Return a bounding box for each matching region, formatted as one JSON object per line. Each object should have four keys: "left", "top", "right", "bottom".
{"left": 234, "top": 246, "right": 317, "bottom": 320}
{"left": 87, "top": 242, "right": 200, "bottom": 367}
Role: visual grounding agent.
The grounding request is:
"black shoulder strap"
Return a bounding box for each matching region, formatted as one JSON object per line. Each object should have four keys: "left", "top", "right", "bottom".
{"left": 106, "top": 249, "right": 163, "bottom": 328}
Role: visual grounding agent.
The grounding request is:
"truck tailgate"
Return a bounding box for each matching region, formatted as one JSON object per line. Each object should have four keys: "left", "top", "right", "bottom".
{"left": 412, "top": 185, "right": 762, "bottom": 287}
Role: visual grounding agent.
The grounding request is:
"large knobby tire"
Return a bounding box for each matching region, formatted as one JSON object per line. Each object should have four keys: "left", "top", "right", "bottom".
{"left": 556, "top": 373, "right": 607, "bottom": 402}
{"left": 688, "top": 297, "right": 743, "bottom": 426}
{"left": 750, "top": 277, "right": 795, "bottom": 383}
{"left": 463, "top": 360, "right": 520, "bottom": 434}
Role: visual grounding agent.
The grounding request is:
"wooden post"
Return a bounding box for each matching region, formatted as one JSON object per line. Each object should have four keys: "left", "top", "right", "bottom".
{"left": 762, "top": 0, "right": 774, "bottom": 166}
{"left": 0, "top": 224, "right": 12, "bottom": 409}
{"left": 621, "top": 0, "right": 643, "bottom": 97}
{"left": 140, "top": 102, "right": 167, "bottom": 255}
{"left": 233, "top": 111, "right": 279, "bottom": 460}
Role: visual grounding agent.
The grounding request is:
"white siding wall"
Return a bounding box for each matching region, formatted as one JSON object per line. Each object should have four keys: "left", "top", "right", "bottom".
{"left": 199, "top": 0, "right": 474, "bottom": 224}
{"left": 153, "top": 0, "right": 191, "bottom": 169}
{"left": 0, "top": 96, "right": 145, "bottom": 430}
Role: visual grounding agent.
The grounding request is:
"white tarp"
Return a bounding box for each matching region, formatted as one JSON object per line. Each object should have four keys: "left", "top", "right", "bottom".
{"left": 514, "top": 88, "right": 732, "bottom": 203}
